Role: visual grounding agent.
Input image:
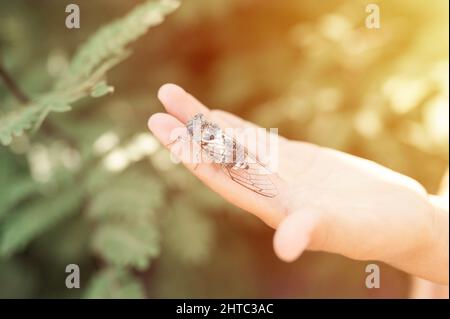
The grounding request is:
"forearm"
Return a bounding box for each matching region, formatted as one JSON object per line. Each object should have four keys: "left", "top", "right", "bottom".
{"left": 388, "top": 195, "right": 449, "bottom": 285}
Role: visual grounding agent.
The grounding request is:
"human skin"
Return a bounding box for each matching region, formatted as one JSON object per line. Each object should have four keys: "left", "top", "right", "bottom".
{"left": 148, "top": 83, "right": 449, "bottom": 285}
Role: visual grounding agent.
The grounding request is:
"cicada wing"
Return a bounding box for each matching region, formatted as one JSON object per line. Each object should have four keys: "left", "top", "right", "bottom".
{"left": 222, "top": 162, "right": 278, "bottom": 198}
{"left": 196, "top": 127, "right": 279, "bottom": 198}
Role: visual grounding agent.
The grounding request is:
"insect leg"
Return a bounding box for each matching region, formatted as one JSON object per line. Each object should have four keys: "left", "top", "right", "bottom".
{"left": 165, "top": 130, "right": 188, "bottom": 148}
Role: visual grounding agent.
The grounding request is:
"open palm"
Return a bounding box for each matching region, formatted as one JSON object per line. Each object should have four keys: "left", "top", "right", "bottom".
{"left": 148, "top": 84, "right": 444, "bottom": 284}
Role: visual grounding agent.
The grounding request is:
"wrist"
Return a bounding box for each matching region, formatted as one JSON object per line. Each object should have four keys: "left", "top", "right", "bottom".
{"left": 388, "top": 194, "right": 449, "bottom": 284}
{"left": 425, "top": 195, "right": 449, "bottom": 283}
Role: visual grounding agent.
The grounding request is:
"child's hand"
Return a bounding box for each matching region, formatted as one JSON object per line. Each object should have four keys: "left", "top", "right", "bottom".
{"left": 148, "top": 84, "right": 448, "bottom": 284}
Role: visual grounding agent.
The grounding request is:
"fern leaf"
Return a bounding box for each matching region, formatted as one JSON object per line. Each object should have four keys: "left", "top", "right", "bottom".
{"left": 0, "top": 105, "right": 43, "bottom": 145}
{"left": 87, "top": 171, "right": 164, "bottom": 222}
{"left": 0, "top": 188, "right": 83, "bottom": 256}
{"left": 0, "top": 0, "right": 179, "bottom": 146}
{"left": 57, "top": 0, "right": 180, "bottom": 89}
{"left": 90, "top": 81, "right": 114, "bottom": 98}
{"left": 0, "top": 177, "right": 38, "bottom": 219}
{"left": 91, "top": 222, "right": 159, "bottom": 270}
{"left": 163, "top": 199, "right": 214, "bottom": 265}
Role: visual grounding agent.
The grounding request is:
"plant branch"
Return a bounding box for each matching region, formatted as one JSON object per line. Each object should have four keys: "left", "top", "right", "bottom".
{"left": 0, "top": 63, "right": 30, "bottom": 104}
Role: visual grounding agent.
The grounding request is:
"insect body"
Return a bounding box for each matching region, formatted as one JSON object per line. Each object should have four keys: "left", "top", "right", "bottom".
{"left": 181, "top": 113, "right": 278, "bottom": 198}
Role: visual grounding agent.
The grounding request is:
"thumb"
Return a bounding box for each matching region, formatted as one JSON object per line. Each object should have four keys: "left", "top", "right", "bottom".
{"left": 273, "top": 209, "right": 320, "bottom": 262}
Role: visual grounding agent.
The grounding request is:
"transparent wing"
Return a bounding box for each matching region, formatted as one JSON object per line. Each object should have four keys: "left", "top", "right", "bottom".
{"left": 199, "top": 134, "right": 278, "bottom": 198}
{"left": 223, "top": 163, "right": 278, "bottom": 198}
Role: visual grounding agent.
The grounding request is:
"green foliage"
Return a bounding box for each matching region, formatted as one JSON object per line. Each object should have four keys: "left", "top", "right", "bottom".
{"left": 0, "top": 187, "right": 83, "bottom": 257}
{"left": 90, "top": 81, "right": 114, "bottom": 98}
{"left": 0, "top": 0, "right": 447, "bottom": 299}
{"left": 84, "top": 268, "right": 145, "bottom": 299}
{"left": 163, "top": 199, "right": 215, "bottom": 266}
{"left": 87, "top": 170, "right": 164, "bottom": 222}
{"left": 88, "top": 170, "right": 162, "bottom": 269}
{"left": 91, "top": 222, "right": 159, "bottom": 270}
{"left": 0, "top": 0, "right": 180, "bottom": 298}
{"left": 0, "top": 104, "right": 48, "bottom": 145}
{"left": 0, "top": 0, "right": 179, "bottom": 146}
{"left": 58, "top": 0, "right": 179, "bottom": 89}
{"left": 0, "top": 177, "right": 37, "bottom": 219}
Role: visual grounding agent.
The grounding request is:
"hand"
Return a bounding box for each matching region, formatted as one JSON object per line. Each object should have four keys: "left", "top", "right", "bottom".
{"left": 148, "top": 84, "right": 448, "bottom": 284}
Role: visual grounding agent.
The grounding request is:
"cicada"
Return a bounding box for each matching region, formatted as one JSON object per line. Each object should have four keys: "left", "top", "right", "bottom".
{"left": 170, "top": 113, "right": 278, "bottom": 198}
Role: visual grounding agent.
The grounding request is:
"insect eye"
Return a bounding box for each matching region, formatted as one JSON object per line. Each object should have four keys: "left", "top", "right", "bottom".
{"left": 207, "top": 134, "right": 214, "bottom": 140}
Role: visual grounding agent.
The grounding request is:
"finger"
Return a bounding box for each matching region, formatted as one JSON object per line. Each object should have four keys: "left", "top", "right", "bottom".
{"left": 157, "top": 84, "right": 280, "bottom": 171}
{"left": 157, "top": 84, "right": 237, "bottom": 134}
{"left": 149, "top": 113, "right": 225, "bottom": 175}
{"left": 158, "top": 83, "right": 210, "bottom": 123}
{"left": 210, "top": 110, "right": 261, "bottom": 130}
{"left": 211, "top": 110, "right": 287, "bottom": 143}
{"left": 148, "top": 112, "right": 286, "bottom": 228}
{"left": 273, "top": 210, "right": 319, "bottom": 262}
{"left": 211, "top": 110, "right": 282, "bottom": 168}
{"left": 158, "top": 84, "right": 254, "bottom": 130}
{"left": 210, "top": 109, "right": 263, "bottom": 151}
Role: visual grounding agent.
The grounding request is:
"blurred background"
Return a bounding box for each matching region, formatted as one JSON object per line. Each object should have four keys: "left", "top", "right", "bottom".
{"left": 0, "top": 0, "right": 448, "bottom": 298}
